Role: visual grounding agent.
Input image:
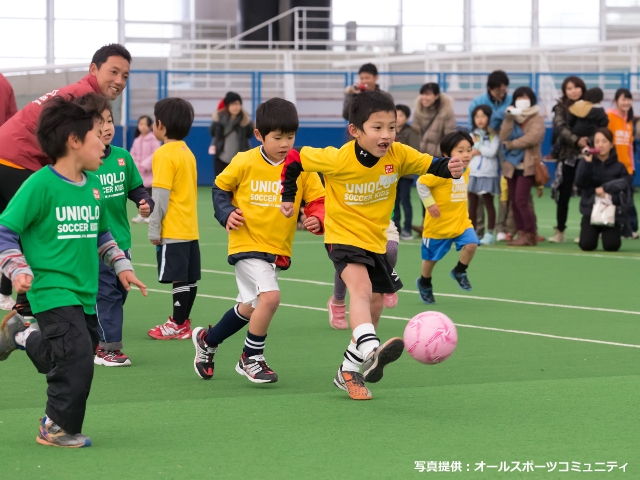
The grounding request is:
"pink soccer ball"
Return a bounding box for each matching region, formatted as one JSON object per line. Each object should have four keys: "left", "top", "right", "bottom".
{"left": 404, "top": 311, "right": 458, "bottom": 364}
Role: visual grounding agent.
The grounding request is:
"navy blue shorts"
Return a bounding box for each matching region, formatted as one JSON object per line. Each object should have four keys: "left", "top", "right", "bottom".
{"left": 156, "top": 240, "right": 201, "bottom": 284}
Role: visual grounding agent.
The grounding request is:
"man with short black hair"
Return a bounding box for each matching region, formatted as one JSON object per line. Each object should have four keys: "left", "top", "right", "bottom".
{"left": 342, "top": 63, "right": 393, "bottom": 121}
{"left": 468, "top": 70, "right": 512, "bottom": 131}
{"left": 0, "top": 44, "right": 132, "bottom": 317}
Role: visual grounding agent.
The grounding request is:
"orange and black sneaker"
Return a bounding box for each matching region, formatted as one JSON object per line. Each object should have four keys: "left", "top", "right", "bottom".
{"left": 334, "top": 366, "right": 372, "bottom": 400}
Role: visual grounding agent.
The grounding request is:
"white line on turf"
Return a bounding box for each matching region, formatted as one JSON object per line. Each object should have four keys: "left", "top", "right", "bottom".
{"left": 141, "top": 287, "right": 640, "bottom": 349}
{"left": 132, "top": 263, "right": 640, "bottom": 316}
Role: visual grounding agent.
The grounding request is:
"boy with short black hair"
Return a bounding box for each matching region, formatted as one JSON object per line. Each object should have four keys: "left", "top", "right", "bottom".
{"left": 281, "top": 90, "right": 463, "bottom": 400}
{"left": 342, "top": 63, "right": 393, "bottom": 121}
{"left": 147, "top": 98, "right": 200, "bottom": 340}
{"left": 75, "top": 94, "right": 154, "bottom": 365}
{"left": 415, "top": 131, "right": 480, "bottom": 305}
{"left": 0, "top": 94, "right": 146, "bottom": 447}
{"left": 191, "top": 97, "right": 325, "bottom": 383}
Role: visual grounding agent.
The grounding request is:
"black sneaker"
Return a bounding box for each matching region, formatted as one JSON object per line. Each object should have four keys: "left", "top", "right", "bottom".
{"left": 192, "top": 327, "right": 217, "bottom": 380}
{"left": 235, "top": 352, "right": 278, "bottom": 384}
{"left": 450, "top": 269, "right": 472, "bottom": 291}
{"left": 0, "top": 311, "right": 27, "bottom": 361}
{"left": 415, "top": 278, "right": 435, "bottom": 304}
{"left": 362, "top": 337, "right": 405, "bottom": 383}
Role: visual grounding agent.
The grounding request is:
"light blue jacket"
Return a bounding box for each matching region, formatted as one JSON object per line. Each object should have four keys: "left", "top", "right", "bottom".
{"left": 468, "top": 92, "right": 513, "bottom": 131}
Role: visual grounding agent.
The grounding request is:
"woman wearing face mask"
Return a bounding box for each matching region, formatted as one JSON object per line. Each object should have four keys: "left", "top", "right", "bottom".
{"left": 607, "top": 88, "right": 638, "bottom": 238}
{"left": 575, "top": 128, "right": 630, "bottom": 252}
{"left": 549, "top": 76, "right": 587, "bottom": 243}
{"left": 210, "top": 91, "right": 254, "bottom": 177}
{"left": 499, "top": 87, "right": 546, "bottom": 246}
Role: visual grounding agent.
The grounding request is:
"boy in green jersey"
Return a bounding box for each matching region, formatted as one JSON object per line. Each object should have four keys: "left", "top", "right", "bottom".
{"left": 77, "top": 95, "right": 154, "bottom": 367}
{"left": 0, "top": 94, "right": 147, "bottom": 448}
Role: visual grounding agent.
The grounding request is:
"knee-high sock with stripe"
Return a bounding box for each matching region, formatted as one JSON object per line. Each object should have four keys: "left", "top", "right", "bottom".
{"left": 172, "top": 282, "right": 191, "bottom": 325}
{"left": 205, "top": 304, "right": 249, "bottom": 346}
{"left": 186, "top": 282, "right": 198, "bottom": 318}
{"left": 353, "top": 323, "right": 380, "bottom": 360}
{"left": 341, "top": 340, "right": 363, "bottom": 372}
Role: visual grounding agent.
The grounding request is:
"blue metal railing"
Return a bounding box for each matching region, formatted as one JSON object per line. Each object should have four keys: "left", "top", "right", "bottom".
{"left": 125, "top": 69, "right": 640, "bottom": 126}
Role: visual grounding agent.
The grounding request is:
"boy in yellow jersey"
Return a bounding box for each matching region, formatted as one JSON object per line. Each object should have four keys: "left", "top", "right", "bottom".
{"left": 280, "top": 91, "right": 463, "bottom": 400}
{"left": 191, "top": 98, "right": 325, "bottom": 383}
{"left": 147, "top": 98, "right": 200, "bottom": 340}
{"left": 416, "top": 131, "right": 479, "bottom": 305}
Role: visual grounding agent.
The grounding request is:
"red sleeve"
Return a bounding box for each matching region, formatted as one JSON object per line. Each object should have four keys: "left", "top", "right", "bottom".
{"left": 303, "top": 197, "right": 325, "bottom": 235}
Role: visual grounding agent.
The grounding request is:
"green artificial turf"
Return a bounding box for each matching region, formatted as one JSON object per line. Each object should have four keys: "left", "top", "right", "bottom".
{"left": 1, "top": 188, "right": 638, "bottom": 479}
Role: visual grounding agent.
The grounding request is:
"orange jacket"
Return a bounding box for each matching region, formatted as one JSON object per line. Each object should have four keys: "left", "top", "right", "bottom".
{"left": 607, "top": 109, "right": 634, "bottom": 174}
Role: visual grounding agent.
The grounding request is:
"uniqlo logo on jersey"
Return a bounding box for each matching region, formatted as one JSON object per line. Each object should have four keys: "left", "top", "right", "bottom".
{"left": 385, "top": 164, "right": 394, "bottom": 174}
{"left": 93, "top": 188, "right": 100, "bottom": 200}
{"left": 118, "top": 158, "right": 126, "bottom": 166}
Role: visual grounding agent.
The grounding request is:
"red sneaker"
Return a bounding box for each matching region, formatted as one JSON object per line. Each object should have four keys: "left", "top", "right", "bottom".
{"left": 94, "top": 347, "right": 131, "bottom": 367}
{"left": 148, "top": 317, "right": 192, "bottom": 340}
{"left": 327, "top": 296, "right": 348, "bottom": 330}
{"left": 383, "top": 293, "right": 398, "bottom": 309}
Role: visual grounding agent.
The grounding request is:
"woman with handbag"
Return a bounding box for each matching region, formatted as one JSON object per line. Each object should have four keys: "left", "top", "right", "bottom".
{"left": 498, "top": 87, "right": 546, "bottom": 246}
{"left": 575, "top": 128, "right": 630, "bottom": 252}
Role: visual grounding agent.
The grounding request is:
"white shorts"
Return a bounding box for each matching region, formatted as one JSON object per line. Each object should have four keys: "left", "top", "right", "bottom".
{"left": 386, "top": 221, "right": 400, "bottom": 244}
{"left": 235, "top": 258, "right": 280, "bottom": 308}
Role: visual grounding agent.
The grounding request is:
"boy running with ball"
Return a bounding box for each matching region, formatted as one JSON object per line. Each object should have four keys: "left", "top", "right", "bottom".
{"left": 280, "top": 91, "right": 463, "bottom": 400}
{"left": 0, "top": 95, "right": 146, "bottom": 447}
{"left": 192, "top": 98, "right": 325, "bottom": 383}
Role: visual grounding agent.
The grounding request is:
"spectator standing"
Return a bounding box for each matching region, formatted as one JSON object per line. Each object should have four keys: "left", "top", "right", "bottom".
{"left": 210, "top": 91, "right": 254, "bottom": 178}
{"left": 499, "top": 87, "right": 546, "bottom": 246}
{"left": 130, "top": 115, "right": 161, "bottom": 224}
{"left": 549, "top": 76, "right": 587, "bottom": 243}
{"left": 468, "top": 70, "right": 513, "bottom": 132}
{"left": 393, "top": 104, "right": 420, "bottom": 240}
{"left": 607, "top": 88, "right": 638, "bottom": 238}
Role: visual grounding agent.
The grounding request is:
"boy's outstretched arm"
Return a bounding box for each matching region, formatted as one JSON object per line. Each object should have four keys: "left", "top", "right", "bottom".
{"left": 0, "top": 225, "right": 33, "bottom": 293}
{"left": 148, "top": 188, "right": 169, "bottom": 246}
{"left": 280, "top": 149, "right": 304, "bottom": 217}
{"left": 128, "top": 186, "right": 155, "bottom": 218}
{"left": 98, "top": 231, "right": 147, "bottom": 296}
{"left": 427, "top": 156, "right": 463, "bottom": 179}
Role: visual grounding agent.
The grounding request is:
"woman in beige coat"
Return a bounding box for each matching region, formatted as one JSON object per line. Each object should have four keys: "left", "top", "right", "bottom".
{"left": 413, "top": 83, "right": 457, "bottom": 156}
{"left": 499, "top": 86, "right": 546, "bottom": 246}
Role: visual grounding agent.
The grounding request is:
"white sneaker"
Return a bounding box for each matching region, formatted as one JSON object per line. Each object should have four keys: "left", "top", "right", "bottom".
{"left": 480, "top": 232, "right": 496, "bottom": 245}
{"left": 131, "top": 214, "right": 145, "bottom": 224}
{"left": 496, "top": 232, "right": 508, "bottom": 242}
{"left": 144, "top": 217, "right": 150, "bottom": 224}
{"left": 548, "top": 229, "right": 565, "bottom": 243}
{"left": 0, "top": 294, "right": 15, "bottom": 311}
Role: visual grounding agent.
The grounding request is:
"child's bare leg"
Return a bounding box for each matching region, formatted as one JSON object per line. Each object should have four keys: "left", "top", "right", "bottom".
{"left": 370, "top": 292, "right": 384, "bottom": 330}
{"left": 459, "top": 244, "right": 477, "bottom": 265}
{"left": 238, "top": 290, "right": 280, "bottom": 337}
{"left": 421, "top": 260, "right": 437, "bottom": 279}
{"left": 340, "top": 264, "right": 373, "bottom": 331}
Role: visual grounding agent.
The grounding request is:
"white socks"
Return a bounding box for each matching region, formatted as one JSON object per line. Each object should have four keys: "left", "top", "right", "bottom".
{"left": 353, "top": 323, "right": 380, "bottom": 361}
{"left": 341, "top": 341, "right": 362, "bottom": 372}
{"left": 14, "top": 327, "right": 36, "bottom": 348}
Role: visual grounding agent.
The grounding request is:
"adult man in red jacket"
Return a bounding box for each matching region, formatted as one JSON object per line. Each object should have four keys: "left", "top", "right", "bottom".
{"left": 0, "top": 43, "right": 131, "bottom": 313}
{"left": 0, "top": 74, "right": 17, "bottom": 128}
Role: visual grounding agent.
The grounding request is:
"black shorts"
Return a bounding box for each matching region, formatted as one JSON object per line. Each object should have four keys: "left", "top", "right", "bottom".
{"left": 156, "top": 240, "right": 201, "bottom": 284}
{"left": 326, "top": 243, "right": 402, "bottom": 294}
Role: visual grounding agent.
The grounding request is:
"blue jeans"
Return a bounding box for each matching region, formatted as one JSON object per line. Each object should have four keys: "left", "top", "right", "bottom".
{"left": 393, "top": 177, "right": 413, "bottom": 234}
{"left": 96, "top": 249, "right": 131, "bottom": 350}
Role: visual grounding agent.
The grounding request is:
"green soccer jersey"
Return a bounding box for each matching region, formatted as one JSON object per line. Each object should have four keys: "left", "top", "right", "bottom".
{"left": 0, "top": 167, "right": 109, "bottom": 315}
{"left": 94, "top": 146, "right": 143, "bottom": 251}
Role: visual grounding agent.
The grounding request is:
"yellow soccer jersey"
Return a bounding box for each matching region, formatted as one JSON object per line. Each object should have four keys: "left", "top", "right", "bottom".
{"left": 215, "top": 147, "right": 325, "bottom": 257}
{"left": 152, "top": 141, "right": 199, "bottom": 240}
{"left": 418, "top": 168, "right": 473, "bottom": 239}
{"left": 300, "top": 141, "right": 436, "bottom": 253}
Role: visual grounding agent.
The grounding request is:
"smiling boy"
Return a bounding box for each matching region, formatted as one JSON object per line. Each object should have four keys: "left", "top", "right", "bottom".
{"left": 0, "top": 94, "right": 146, "bottom": 447}
{"left": 280, "top": 90, "right": 463, "bottom": 400}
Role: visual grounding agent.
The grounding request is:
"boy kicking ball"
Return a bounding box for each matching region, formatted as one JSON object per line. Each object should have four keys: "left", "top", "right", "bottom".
{"left": 191, "top": 98, "right": 325, "bottom": 383}
{"left": 416, "top": 131, "right": 480, "bottom": 305}
{"left": 0, "top": 94, "right": 146, "bottom": 447}
{"left": 280, "top": 91, "right": 463, "bottom": 400}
